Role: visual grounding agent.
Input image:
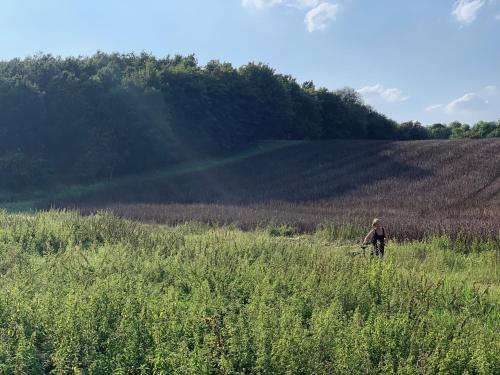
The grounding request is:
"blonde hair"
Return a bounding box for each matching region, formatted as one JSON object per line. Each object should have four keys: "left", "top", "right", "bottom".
{"left": 372, "top": 218, "right": 381, "bottom": 228}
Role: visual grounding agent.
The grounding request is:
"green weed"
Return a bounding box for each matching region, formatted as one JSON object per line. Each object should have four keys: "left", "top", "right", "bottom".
{"left": 0, "top": 211, "right": 498, "bottom": 374}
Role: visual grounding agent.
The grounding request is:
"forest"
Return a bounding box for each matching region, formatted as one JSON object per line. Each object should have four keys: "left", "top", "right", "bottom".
{"left": 1, "top": 53, "right": 499, "bottom": 189}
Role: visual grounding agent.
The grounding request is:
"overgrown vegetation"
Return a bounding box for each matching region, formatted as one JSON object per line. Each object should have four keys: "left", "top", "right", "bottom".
{"left": 0, "top": 211, "right": 498, "bottom": 374}
{"left": 1, "top": 53, "right": 498, "bottom": 189}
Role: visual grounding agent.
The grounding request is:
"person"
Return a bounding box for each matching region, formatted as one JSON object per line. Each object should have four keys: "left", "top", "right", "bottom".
{"left": 363, "top": 218, "right": 387, "bottom": 256}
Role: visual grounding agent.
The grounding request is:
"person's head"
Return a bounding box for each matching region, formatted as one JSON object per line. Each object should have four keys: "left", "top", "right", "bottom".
{"left": 372, "top": 218, "right": 382, "bottom": 229}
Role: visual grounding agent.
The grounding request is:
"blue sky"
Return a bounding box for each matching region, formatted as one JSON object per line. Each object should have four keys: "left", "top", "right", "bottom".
{"left": 1, "top": 0, "right": 499, "bottom": 124}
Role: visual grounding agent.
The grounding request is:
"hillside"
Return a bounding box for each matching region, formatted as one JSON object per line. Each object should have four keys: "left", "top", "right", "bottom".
{"left": 51, "top": 139, "right": 500, "bottom": 240}
{"left": 0, "top": 53, "right": 400, "bottom": 189}
{"left": 2, "top": 54, "right": 498, "bottom": 193}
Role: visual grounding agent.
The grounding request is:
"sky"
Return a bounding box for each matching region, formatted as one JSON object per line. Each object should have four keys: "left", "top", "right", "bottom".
{"left": 1, "top": 0, "right": 499, "bottom": 125}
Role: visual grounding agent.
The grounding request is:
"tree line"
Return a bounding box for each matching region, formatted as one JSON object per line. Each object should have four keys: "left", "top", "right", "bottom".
{"left": 0, "top": 53, "right": 498, "bottom": 189}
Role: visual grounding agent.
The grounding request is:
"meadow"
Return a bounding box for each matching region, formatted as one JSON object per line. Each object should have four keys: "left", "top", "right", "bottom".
{"left": 1, "top": 29, "right": 499, "bottom": 375}
{"left": 0, "top": 211, "right": 498, "bottom": 374}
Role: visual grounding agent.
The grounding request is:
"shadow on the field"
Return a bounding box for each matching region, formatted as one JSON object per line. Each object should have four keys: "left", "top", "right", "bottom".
{"left": 54, "top": 140, "right": 431, "bottom": 206}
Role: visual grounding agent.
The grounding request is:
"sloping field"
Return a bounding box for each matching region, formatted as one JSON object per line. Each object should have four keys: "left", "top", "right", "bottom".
{"left": 60, "top": 139, "right": 500, "bottom": 240}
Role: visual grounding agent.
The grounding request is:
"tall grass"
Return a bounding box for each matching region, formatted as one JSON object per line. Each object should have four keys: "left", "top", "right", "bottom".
{"left": 0, "top": 211, "right": 498, "bottom": 374}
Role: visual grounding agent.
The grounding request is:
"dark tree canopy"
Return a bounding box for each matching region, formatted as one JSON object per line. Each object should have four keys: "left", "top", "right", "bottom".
{"left": 0, "top": 53, "right": 498, "bottom": 189}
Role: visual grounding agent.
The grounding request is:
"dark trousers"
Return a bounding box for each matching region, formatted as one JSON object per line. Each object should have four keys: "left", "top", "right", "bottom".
{"left": 372, "top": 240, "right": 385, "bottom": 256}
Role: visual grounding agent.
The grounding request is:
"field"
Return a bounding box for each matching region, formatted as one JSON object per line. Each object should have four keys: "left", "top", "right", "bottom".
{"left": 50, "top": 139, "right": 500, "bottom": 241}
{"left": 1, "top": 139, "right": 499, "bottom": 373}
{"left": 0, "top": 211, "right": 498, "bottom": 374}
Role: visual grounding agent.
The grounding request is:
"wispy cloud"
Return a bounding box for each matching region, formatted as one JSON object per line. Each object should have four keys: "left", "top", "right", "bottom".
{"left": 305, "top": 3, "right": 340, "bottom": 32}
{"left": 484, "top": 85, "right": 497, "bottom": 93}
{"left": 357, "top": 84, "right": 410, "bottom": 103}
{"left": 242, "top": 0, "right": 340, "bottom": 32}
{"left": 241, "top": 0, "right": 284, "bottom": 8}
{"left": 495, "top": 12, "right": 500, "bottom": 20}
{"left": 427, "top": 92, "right": 490, "bottom": 115}
{"left": 425, "top": 104, "right": 445, "bottom": 112}
{"left": 451, "top": 0, "right": 485, "bottom": 25}
{"left": 242, "top": 0, "right": 322, "bottom": 9}
{"left": 288, "top": 0, "right": 323, "bottom": 9}
{"left": 445, "top": 92, "right": 488, "bottom": 114}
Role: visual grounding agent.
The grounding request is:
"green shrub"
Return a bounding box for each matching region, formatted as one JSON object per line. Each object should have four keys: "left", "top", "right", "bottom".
{"left": 0, "top": 211, "right": 497, "bottom": 373}
{"left": 265, "top": 224, "right": 297, "bottom": 237}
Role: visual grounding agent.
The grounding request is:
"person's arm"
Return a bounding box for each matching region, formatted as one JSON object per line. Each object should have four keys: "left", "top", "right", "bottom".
{"left": 363, "top": 229, "right": 375, "bottom": 245}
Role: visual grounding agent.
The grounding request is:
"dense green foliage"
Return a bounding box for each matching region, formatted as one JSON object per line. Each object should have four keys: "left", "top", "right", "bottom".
{"left": 0, "top": 53, "right": 398, "bottom": 188}
{"left": 405, "top": 121, "right": 500, "bottom": 141}
{"left": 397, "top": 120, "right": 500, "bottom": 140}
{"left": 1, "top": 53, "right": 498, "bottom": 189}
{"left": 428, "top": 121, "right": 500, "bottom": 139}
{"left": 0, "top": 211, "right": 498, "bottom": 374}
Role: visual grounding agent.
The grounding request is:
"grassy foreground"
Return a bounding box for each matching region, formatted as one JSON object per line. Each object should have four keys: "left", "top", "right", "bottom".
{"left": 0, "top": 211, "right": 498, "bottom": 374}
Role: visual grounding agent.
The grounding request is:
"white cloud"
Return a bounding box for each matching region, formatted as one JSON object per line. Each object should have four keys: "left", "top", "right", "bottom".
{"left": 452, "top": 0, "right": 485, "bottom": 25}
{"left": 445, "top": 93, "right": 488, "bottom": 114}
{"left": 426, "top": 104, "right": 445, "bottom": 112}
{"left": 484, "top": 85, "right": 497, "bottom": 94}
{"left": 242, "top": 0, "right": 321, "bottom": 9}
{"left": 242, "top": 0, "right": 340, "bottom": 32}
{"left": 426, "top": 91, "right": 493, "bottom": 115}
{"left": 290, "top": 0, "right": 323, "bottom": 9}
{"left": 242, "top": 0, "right": 284, "bottom": 8}
{"left": 496, "top": 13, "right": 500, "bottom": 20}
{"left": 305, "top": 3, "right": 340, "bottom": 32}
{"left": 357, "top": 84, "right": 410, "bottom": 103}
{"left": 444, "top": 92, "right": 489, "bottom": 114}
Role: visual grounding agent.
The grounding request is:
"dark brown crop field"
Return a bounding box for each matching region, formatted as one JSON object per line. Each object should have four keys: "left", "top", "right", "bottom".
{"left": 59, "top": 139, "right": 500, "bottom": 240}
